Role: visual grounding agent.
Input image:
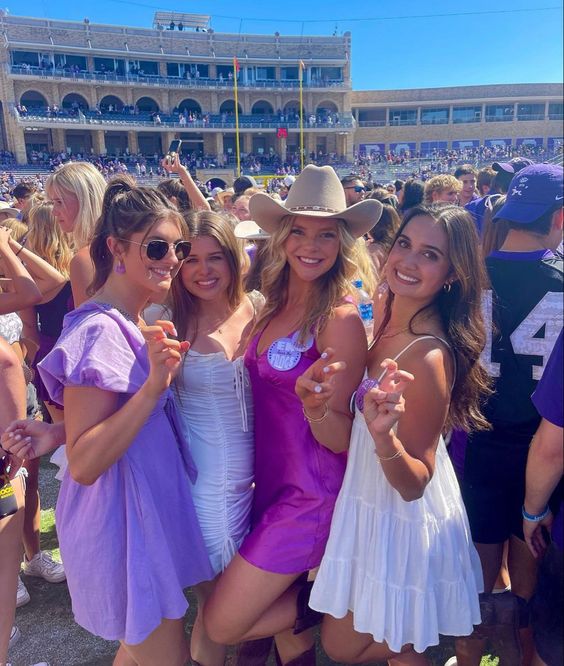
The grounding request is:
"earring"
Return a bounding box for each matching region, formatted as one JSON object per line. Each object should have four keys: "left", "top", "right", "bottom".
{"left": 443, "top": 282, "right": 452, "bottom": 293}
{"left": 115, "top": 260, "right": 126, "bottom": 274}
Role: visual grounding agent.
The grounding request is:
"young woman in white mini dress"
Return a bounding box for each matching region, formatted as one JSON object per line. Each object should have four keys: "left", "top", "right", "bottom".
{"left": 310, "top": 204, "right": 491, "bottom": 664}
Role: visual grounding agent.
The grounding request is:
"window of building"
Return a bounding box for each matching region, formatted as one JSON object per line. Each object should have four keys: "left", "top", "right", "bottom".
{"left": 485, "top": 104, "right": 514, "bottom": 122}
{"left": 281, "top": 66, "right": 299, "bottom": 80}
{"left": 255, "top": 67, "right": 275, "bottom": 80}
{"left": 54, "top": 54, "right": 87, "bottom": 70}
{"left": 356, "top": 108, "right": 386, "bottom": 126}
{"left": 420, "top": 108, "right": 449, "bottom": 125}
{"left": 389, "top": 109, "right": 417, "bottom": 126}
{"left": 129, "top": 60, "right": 159, "bottom": 76}
{"left": 452, "top": 106, "right": 482, "bottom": 123}
{"left": 548, "top": 103, "right": 564, "bottom": 120}
{"left": 517, "top": 103, "right": 545, "bottom": 120}
{"left": 167, "top": 63, "right": 180, "bottom": 77}
{"left": 12, "top": 51, "right": 40, "bottom": 67}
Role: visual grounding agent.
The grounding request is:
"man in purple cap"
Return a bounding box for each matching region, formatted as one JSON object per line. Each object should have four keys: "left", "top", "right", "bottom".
{"left": 455, "top": 164, "right": 563, "bottom": 665}
{"left": 465, "top": 157, "right": 536, "bottom": 234}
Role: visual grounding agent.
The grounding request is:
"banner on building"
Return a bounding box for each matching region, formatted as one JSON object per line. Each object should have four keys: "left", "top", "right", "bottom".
{"left": 485, "top": 138, "right": 512, "bottom": 148}
{"left": 452, "top": 140, "right": 479, "bottom": 150}
{"left": 358, "top": 143, "right": 385, "bottom": 155}
{"left": 389, "top": 142, "right": 416, "bottom": 155}
{"left": 515, "top": 138, "right": 543, "bottom": 147}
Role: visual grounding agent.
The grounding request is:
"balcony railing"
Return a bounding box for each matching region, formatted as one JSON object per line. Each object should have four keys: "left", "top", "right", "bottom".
{"left": 420, "top": 118, "right": 449, "bottom": 125}
{"left": 517, "top": 114, "right": 546, "bottom": 121}
{"left": 8, "top": 65, "right": 348, "bottom": 90}
{"left": 357, "top": 120, "right": 386, "bottom": 127}
{"left": 485, "top": 115, "right": 514, "bottom": 122}
{"left": 16, "top": 108, "right": 354, "bottom": 130}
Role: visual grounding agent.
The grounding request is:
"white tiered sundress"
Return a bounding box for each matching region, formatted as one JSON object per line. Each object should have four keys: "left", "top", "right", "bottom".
{"left": 174, "top": 350, "right": 254, "bottom": 575}
{"left": 309, "top": 336, "right": 483, "bottom": 654}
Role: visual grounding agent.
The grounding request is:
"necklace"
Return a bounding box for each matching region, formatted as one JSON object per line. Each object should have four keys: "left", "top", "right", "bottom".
{"left": 379, "top": 312, "right": 435, "bottom": 340}
{"left": 95, "top": 301, "right": 140, "bottom": 327}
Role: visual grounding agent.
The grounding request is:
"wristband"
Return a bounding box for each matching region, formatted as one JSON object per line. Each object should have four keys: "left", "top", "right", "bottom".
{"left": 15, "top": 235, "right": 28, "bottom": 256}
{"left": 522, "top": 505, "right": 550, "bottom": 522}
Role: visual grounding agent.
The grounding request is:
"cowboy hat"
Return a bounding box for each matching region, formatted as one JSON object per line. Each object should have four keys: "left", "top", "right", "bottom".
{"left": 249, "top": 165, "right": 382, "bottom": 238}
{"left": 0, "top": 201, "right": 19, "bottom": 219}
{"left": 234, "top": 220, "right": 270, "bottom": 241}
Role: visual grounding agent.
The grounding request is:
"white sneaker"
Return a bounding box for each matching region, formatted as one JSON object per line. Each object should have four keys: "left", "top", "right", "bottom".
{"left": 9, "top": 625, "right": 20, "bottom": 649}
{"left": 17, "top": 575, "right": 31, "bottom": 607}
{"left": 444, "top": 658, "right": 457, "bottom": 666}
{"left": 23, "top": 551, "right": 66, "bottom": 583}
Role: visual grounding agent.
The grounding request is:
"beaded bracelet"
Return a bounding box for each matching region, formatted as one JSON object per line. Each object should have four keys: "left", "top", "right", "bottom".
{"left": 522, "top": 505, "right": 550, "bottom": 522}
{"left": 302, "top": 403, "right": 329, "bottom": 423}
{"left": 375, "top": 446, "right": 404, "bottom": 463}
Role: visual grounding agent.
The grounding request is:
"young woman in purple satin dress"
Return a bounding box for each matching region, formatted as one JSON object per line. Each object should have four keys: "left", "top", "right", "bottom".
{"left": 203, "top": 165, "right": 383, "bottom": 665}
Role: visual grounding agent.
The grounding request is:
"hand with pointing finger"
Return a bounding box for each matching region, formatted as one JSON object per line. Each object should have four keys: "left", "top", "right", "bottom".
{"left": 363, "top": 359, "right": 414, "bottom": 436}
{"left": 295, "top": 347, "right": 347, "bottom": 416}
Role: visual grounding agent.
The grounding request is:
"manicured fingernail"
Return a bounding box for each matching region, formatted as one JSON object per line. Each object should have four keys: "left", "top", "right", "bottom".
{"left": 314, "top": 385, "right": 323, "bottom": 394}
{"left": 323, "top": 366, "right": 330, "bottom": 373}
{"left": 321, "top": 352, "right": 328, "bottom": 359}
{"left": 170, "top": 326, "right": 178, "bottom": 337}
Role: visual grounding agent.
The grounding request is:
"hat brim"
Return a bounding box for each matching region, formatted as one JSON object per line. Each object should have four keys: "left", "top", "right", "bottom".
{"left": 249, "top": 193, "right": 382, "bottom": 238}
{"left": 0, "top": 207, "right": 19, "bottom": 219}
{"left": 494, "top": 200, "right": 554, "bottom": 224}
{"left": 234, "top": 220, "right": 270, "bottom": 240}
{"left": 492, "top": 162, "right": 514, "bottom": 174}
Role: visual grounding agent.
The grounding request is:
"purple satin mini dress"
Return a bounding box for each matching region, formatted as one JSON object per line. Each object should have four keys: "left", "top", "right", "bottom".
{"left": 239, "top": 331, "right": 347, "bottom": 574}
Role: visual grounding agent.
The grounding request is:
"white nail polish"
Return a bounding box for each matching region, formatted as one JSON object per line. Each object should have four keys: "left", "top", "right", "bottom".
{"left": 321, "top": 352, "right": 328, "bottom": 359}
{"left": 314, "top": 385, "right": 323, "bottom": 394}
{"left": 323, "top": 366, "right": 330, "bottom": 373}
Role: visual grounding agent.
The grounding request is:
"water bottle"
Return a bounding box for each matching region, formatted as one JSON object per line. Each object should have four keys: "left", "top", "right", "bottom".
{"left": 353, "top": 279, "right": 374, "bottom": 339}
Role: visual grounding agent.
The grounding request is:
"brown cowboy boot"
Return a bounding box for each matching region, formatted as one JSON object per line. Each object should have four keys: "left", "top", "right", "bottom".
{"left": 235, "top": 637, "right": 274, "bottom": 666}
{"left": 477, "top": 591, "right": 528, "bottom": 665}
{"left": 275, "top": 645, "right": 316, "bottom": 666}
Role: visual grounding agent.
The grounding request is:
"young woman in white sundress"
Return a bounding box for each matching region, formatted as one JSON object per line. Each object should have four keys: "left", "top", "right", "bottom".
{"left": 309, "top": 204, "right": 492, "bottom": 665}
{"left": 167, "top": 211, "right": 260, "bottom": 666}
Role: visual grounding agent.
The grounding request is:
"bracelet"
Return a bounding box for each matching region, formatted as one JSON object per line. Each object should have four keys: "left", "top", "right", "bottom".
{"left": 303, "top": 403, "right": 329, "bottom": 423}
{"left": 15, "top": 235, "right": 28, "bottom": 256}
{"left": 375, "top": 445, "right": 404, "bottom": 463}
{"left": 522, "top": 505, "right": 550, "bottom": 522}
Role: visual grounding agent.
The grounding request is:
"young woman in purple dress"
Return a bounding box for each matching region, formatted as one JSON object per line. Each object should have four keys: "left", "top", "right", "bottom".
{"left": 3, "top": 177, "right": 214, "bottom": 665}
{"left": 203, "top": 165, "right": 383, "bottom": 665}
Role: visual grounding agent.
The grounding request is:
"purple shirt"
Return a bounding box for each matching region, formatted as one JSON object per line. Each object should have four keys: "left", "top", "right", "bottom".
{"left": 532, "top": 330, "right": 563, "bottom": 549}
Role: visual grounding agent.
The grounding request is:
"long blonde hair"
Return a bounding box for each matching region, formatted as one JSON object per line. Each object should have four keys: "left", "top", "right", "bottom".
{"left": 27, "top": 202, "right": 74, "bottom": 279}
{"left": 252, "top": 215, "right": 359, "bottom": 343}
{"left": 45, "top": 162, "right": 106, "bottom": 249}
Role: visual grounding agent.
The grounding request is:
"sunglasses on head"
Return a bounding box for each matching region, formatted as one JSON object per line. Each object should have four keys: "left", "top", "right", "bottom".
{"left": 345, "top": 186, "right": 366, "bottom": 193}
{"left": 120, "top": 238, "right": 192, "bottom": 261}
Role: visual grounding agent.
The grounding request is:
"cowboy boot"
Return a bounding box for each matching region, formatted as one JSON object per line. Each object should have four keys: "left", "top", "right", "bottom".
{"left": 235, "top": 637, "right": 274, "bottom": 666}
{"left": 275, "top": 646, "right": 316, "bottom": 666}
{"left": 292, "top": 582, "right": 323, "bottom": 635}
{"left": 478, "top": 591, "right": 527, "bottom": 665}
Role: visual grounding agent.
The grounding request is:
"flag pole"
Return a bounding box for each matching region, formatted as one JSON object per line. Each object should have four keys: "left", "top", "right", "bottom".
{"left": 299, "top": 60, "right": 304, "bottom": 171}
{"left": 233, "top": 57, "right": 241, "bottom": 177}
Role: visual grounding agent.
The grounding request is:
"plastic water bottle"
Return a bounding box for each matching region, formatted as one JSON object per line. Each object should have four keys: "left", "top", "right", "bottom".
{"left": 352, "top": 279, "right": 374, "bottom": 339}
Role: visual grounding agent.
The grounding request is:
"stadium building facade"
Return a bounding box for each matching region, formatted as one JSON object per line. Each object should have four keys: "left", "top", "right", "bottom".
{"left": 0, "top": 13, "right": 562, "bottom": 166}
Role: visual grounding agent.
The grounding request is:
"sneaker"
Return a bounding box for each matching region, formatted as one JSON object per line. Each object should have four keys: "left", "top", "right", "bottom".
{"left": 16, "top": 575, "right": 31, "bottom": 607}
{"left": 444, "top": 659, "right": 457, "bottom": 666}
{"left": 9, "top": 625, "right": 20, "bottom": 649}
{"left": 23, "top": 551, "right": 66, "bottom": 583}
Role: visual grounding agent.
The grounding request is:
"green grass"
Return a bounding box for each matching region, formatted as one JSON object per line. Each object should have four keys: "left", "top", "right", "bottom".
{"left": 39, "top": 506, "right": 61, "bottom": 561}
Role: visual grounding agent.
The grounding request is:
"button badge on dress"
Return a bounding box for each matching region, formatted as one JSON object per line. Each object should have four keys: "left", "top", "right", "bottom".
{"left": 267, "top": 337, "right": 303, "bottom": 371}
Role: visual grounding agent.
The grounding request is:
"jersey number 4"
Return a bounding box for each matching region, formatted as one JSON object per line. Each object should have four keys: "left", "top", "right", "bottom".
{"left": 481, "top": 290, "right": 563, "bottom": 380}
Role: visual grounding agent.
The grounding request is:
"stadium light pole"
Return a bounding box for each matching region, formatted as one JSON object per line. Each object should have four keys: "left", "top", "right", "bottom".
{"left": 299, "top": 60, "right": 305, "bottom": 171}
{"left": 233, "top": 57, "right": 241, "bottom": 177}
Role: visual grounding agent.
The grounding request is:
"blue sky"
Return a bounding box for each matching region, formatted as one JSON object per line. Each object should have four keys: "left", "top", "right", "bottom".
{"left": 7, "top": 0, "right": 563, "bottom": 90}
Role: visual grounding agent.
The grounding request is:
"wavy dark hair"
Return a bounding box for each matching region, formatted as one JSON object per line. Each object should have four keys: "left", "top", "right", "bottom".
{"left": 376, "top": 203, "right": 492, "bottom": 431}
{"left": 87, "top": 175, "right": 186, "bottom": 295}
{"left": 157, "top": 178, "right": 192, "bottom": 212}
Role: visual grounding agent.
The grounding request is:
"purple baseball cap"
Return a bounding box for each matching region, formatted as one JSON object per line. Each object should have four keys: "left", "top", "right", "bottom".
{"left": 494, "top": 164, "right": 564, "bottom": 224}
{"left": 492, "top": 157, "right": 535, "bottom": 174}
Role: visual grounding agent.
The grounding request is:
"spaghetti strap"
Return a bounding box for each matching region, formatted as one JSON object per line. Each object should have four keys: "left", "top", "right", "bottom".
{"left": 377, "top": 335, "right": 456, "bottom": 391}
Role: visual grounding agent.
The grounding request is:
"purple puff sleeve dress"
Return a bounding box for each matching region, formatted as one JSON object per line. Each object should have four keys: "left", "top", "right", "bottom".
{"left": 238, "top": 332, "right": 347, "bottom": 574}
{"left": 38, "top": 302, "right": 214, "bottom": 645}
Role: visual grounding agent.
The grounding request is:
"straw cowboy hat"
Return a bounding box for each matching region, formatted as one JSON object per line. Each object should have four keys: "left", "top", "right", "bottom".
{"left": 249, "top": 165, "right": 382, "bottom": 238}
{"left": 233, "top": 220, "right": 270, "bottom": 240}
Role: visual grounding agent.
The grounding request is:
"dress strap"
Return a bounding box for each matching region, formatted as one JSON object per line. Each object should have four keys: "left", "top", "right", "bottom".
{"left": 377, "top": 335, "right": 456, "bottom": 392}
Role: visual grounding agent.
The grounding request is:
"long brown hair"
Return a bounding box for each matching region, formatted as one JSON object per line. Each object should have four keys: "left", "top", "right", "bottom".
{"left": 252, "top": 214, "right": 359, "bottom": 343}
{"left": 27, "top": 201, "right": 74, "bottom": 279}
{"left": 376, "top": 204, "right": 492, "bottom": 431}
{"left": 170, "top": 210, "right": 246, "bottom": 343}
{"left": 88, "top": 176, "right": 186, "bottom": 296}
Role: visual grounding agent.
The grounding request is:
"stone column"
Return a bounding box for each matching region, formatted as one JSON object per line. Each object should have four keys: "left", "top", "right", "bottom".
{"left": 92, "top": 130, "right": 106, "bottom": 155}
{"left": 51, "top": 128, "right": 66, "bottom": 152}
{"left": 127, "top": 131, "right": 139, "bottom": 154}
{"left": 277, "top": 135, "right": 287, "bottom": 162}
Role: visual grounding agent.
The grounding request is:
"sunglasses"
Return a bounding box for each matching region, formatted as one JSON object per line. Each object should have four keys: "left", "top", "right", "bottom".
{"left": 120, "top": 238, "right": 192, "bottom": 261}
{"left": 345, "top": 186, "right": 366, "bottom": 193}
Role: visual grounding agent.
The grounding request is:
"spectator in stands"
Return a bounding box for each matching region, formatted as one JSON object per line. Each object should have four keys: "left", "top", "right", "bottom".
{"left": 477, "top": 167, "right": 496, "bottom": 196}
{"left": 341, "top": 175, "right": 367, "bottom": 206}
{"left": 365, "top": 201, "right": 401, "bottom": 275}
{"left": 423, "top": 174, "right": 462, "bottom": 205}
{"left": 454, "top": 164, "right": 479, "bottom": 206}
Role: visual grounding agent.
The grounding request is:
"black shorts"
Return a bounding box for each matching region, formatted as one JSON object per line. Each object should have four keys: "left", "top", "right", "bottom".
{"left": 531, "top": 543, "right": 563, "bottom": 666}
{"left": 461, "top": 477, "right": 526, "bottom": 543}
